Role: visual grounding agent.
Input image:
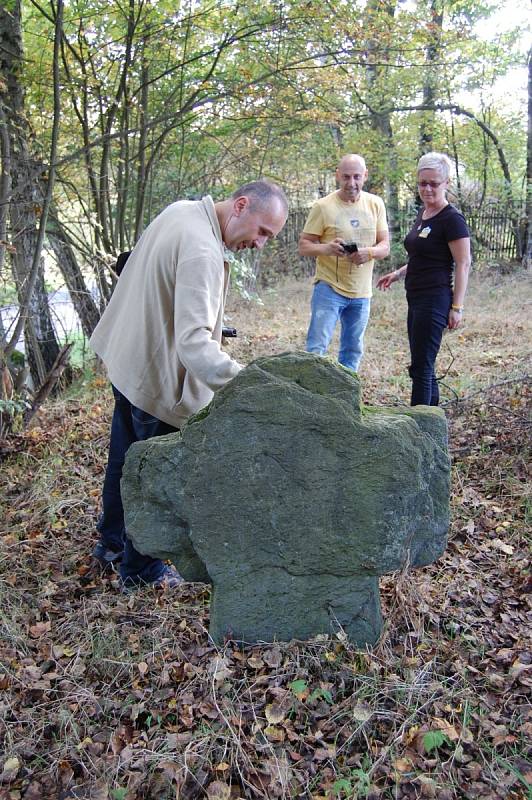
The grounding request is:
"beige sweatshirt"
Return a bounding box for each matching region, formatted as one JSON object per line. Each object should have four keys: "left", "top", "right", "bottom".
{"left": 90, "top": 196, "right": 243, "bottom": 427}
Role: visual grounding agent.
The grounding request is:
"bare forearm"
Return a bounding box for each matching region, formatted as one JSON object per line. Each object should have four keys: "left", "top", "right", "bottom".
{"left": 394, "top": 264, "right": 408, "bottom": 279}
{"left": 448, "top": 238, "right": 471, "bottom": 309}
{"left": 453, "top": 262, "right": 470, "bottom": 307}
{"left": 299, "top": 239, "right": 329, "bottom": 258}
{"left": 368, "top": 240, "right": 390, "bottom": 260}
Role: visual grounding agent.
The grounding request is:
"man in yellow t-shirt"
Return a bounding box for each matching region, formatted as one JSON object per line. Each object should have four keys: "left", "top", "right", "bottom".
{"left": 299, "top": 154, "right": 390, "bottom": 371}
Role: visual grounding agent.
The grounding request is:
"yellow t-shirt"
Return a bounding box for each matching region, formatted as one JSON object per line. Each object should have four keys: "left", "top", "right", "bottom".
{"left": 303, "top": 190, "right": 388, "bottom": 298}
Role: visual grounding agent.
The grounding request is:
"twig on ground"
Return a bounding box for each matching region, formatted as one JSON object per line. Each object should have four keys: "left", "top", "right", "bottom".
{"left": 441, "top": 374, "right": 531, "bottom": 407}
{"left": 23, "top": 342, "right": 74, "bottom": 427}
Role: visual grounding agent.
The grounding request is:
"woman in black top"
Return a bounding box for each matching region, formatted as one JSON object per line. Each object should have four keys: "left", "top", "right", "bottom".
{"left": 377, "top": 152, "right": 471, "bottom": 406}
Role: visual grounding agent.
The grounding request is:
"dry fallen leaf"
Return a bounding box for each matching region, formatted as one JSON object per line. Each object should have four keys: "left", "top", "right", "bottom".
{"left": 19, "top": 782, "right": 43, "bottom": 800}
{"left": 393, "top": 757, "right": 412, "bottom": 773}
{"left": 432, "top": 717, "right": 460, "bottom": 741}
{"left": 0, "top": 756, "right": 20, "bottom": 783}
{"left": 313, "top": 746, "right": 336, "bottom": 761}
{"left": 28, "top": 620, "right": 51, "bottom": 638}
{"left": 263, "top": 647, "right": 282, "bottom": 668}
{"left": 87, "top": 781, "right": 110, "bottom": 800}
{"left": 404, "top": 725, "right": 420, "bottom": 745}
{"left": 265, "top": 702, "right": 290, "bottom": 725}
{"left": 208, "top": 656, "right": 233, "bottom": 682}
{"left": 264, "top": 725, "right": 285, "bottom": 742}
{"left": 491, "top": 538, "right": 514, "bottom": 555}
{"left": 206, "top": 781, "right": 231, "bottom": 800}
{"left": 352, "top": 703, "right": 373, "bottom": 722}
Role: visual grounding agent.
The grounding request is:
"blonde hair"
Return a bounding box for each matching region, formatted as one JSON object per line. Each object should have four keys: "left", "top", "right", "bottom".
{"left": 417, "top": 152, "right": 452, "bottom": 180}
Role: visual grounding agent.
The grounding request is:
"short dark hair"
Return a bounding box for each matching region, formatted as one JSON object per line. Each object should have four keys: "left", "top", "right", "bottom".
{"left": 232, "top": 180, "right": 288, "bottom": 213}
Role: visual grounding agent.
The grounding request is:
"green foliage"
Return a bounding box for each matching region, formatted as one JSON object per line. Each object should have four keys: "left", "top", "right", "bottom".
{"left": 9, "top": 350, "right": 25, "bottom": 368}
{"left": 0, "top": 398, "right": 28, "bottom": 417}
{"left": 110, "top": 790, "right": 128, "bottom": 800}
{"left": 332, "top": 766, "right": 371, "bottom": 797}
{"left": 332, "top": 778, "right": 353, "bottom": 797}
{"left": 289, "top": 679, "right": 308, "bottom": 696}
{"left": 57, "top": 332, "right": 89, "bottom": 369}
{"left": 423, "top": 729, "right": 451, "bottom": 754}
{"left": 0, "top": 397, "right": 29, "bottom": 438}
{"left": 0, "top": 283, "right": 19, "bottom": 306}
{"left": 14, "top": 0, "right": 528, "bottom": 283}
{"left": 308, "top": 686, "right": 333, "bottom": 703}
{"left": 227, "top": 251, "right": 263, "bottom": 303}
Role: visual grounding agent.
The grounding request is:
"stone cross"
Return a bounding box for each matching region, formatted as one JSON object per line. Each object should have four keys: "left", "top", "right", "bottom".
{"left": 122, "top": 352, "right": 450, "bottom": 645}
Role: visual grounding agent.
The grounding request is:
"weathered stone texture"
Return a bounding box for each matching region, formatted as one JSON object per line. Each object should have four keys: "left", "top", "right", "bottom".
{"left": 122, "top": 352, "right": 450, "bottom": 645}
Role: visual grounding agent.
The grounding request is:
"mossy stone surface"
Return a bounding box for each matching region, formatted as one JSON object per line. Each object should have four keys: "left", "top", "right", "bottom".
{"left": 122, "top": 352, "right": 450, "bottom": 645}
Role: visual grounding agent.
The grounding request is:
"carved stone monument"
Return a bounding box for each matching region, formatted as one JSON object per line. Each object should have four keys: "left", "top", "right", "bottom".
{"left": 122, "top": 352, "right": 450, "bottom": 645}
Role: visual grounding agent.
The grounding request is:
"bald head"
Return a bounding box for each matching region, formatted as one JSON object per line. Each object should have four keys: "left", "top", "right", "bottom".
{"left": 336, "top": 155, "right": 368, "bottom": 203}
{"left": 338, "top": 154, "right": 366, "bottom": 173}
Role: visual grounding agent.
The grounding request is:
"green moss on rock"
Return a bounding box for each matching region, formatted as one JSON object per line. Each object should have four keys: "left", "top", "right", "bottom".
{"left": 123, "top": 352, "right": 450, "bottom": 645}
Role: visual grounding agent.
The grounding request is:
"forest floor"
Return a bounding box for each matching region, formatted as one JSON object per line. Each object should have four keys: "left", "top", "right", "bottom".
{"left": 0, "top": 266, "right": 531, "bottom": 800}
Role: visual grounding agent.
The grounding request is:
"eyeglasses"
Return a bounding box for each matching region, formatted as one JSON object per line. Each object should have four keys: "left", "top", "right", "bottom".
{"left": 418, "top": 180, "right": 445, "bottom": 189}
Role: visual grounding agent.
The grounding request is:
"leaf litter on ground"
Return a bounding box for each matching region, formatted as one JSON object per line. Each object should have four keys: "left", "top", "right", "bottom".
{"left": 0, "top": 267, "right": 530, "bottom": 799}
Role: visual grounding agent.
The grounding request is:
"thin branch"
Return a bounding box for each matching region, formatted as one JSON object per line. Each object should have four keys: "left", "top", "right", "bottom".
{"left": 50, "top": 44, "right": 366, "bottom": 171}
{"left": 441, "top": 375, "right": 531, "bottom": 407}
{"left": 23, "top": 342, "right": 73, "bottom": 427}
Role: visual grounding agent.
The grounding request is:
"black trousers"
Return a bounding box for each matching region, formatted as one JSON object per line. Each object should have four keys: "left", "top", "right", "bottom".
{"left": 97, "top": 386, "right": 179, "bottom": 583}
{"left": 407, "top": 290, "right": 451, "bottom": 406}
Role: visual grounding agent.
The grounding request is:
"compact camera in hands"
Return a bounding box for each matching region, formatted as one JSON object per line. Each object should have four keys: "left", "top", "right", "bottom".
{"left": 222, "top": 326, "right": 237, "bottom": 338}
{"left": 341, "top": 241, "right": 358, "bottom": 254}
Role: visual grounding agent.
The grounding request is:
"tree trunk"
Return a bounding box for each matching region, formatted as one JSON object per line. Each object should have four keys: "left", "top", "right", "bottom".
{"left": 419, "top": 0, "right": 442, "bottom": 157}
{"left": 448, "top": 101, "right": 463, "bottom": 205}
{"left": 26, "top": 263, "right": 62, "bottom": 385}
{"left": 524, "top": 46, "right": 532, "bottom": 269}
{"left": 365, "top": 0, "right": 400, "bottom": 246}
{"left": 0, "top": 102, "right": 11, "bottom": 278}
{"left": 47, "top": 212, "right": 101, "bottom": 338}
{"left": 0, "top": 0, "right": 60, "bottom": 385}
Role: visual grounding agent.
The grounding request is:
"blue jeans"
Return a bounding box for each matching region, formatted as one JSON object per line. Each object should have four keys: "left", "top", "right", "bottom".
{"left": 306, "top": 281, "right": 371, "bottom": 372}
{"left": 97, "top": 386, "right": 179, "bottom": 583}
{"left": 407, "top": 291, "right": 451, "bottom": 406}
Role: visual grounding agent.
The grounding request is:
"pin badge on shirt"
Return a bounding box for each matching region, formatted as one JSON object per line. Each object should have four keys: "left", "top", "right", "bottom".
{"left": 350, "top": 219, "right": 360, "bottom": 228}
{"left": 418, "top": 226, "right": 431, "bottom": 238}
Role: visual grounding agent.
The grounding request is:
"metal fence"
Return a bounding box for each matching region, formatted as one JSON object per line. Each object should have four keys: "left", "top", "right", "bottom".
{"left": 264, "top": 201, "right": 523, "bottom": 280}
{"left": 397, "top": 201, "right": 522, "bottom": 261}
{"left": 463, "top": 204, "right": 522, "bottom": 261}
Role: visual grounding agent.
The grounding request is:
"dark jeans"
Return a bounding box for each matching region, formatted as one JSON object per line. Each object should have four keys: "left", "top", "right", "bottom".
{"left": 97, "top": 385, "right": 179, "bottom": 583}
{"left": 407, "top": 290, "right": 451, "bottom": 406}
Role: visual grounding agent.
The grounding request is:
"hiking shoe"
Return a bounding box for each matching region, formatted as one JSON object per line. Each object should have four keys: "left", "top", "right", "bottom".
{"left": 120, "top": 564, "right": 185, "bottom": 594}
{"left": 92, "top": 542, "right": 124, "bottom": 571}
{"left": 153, "top": 564, "right": 185, "bottom": 589}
